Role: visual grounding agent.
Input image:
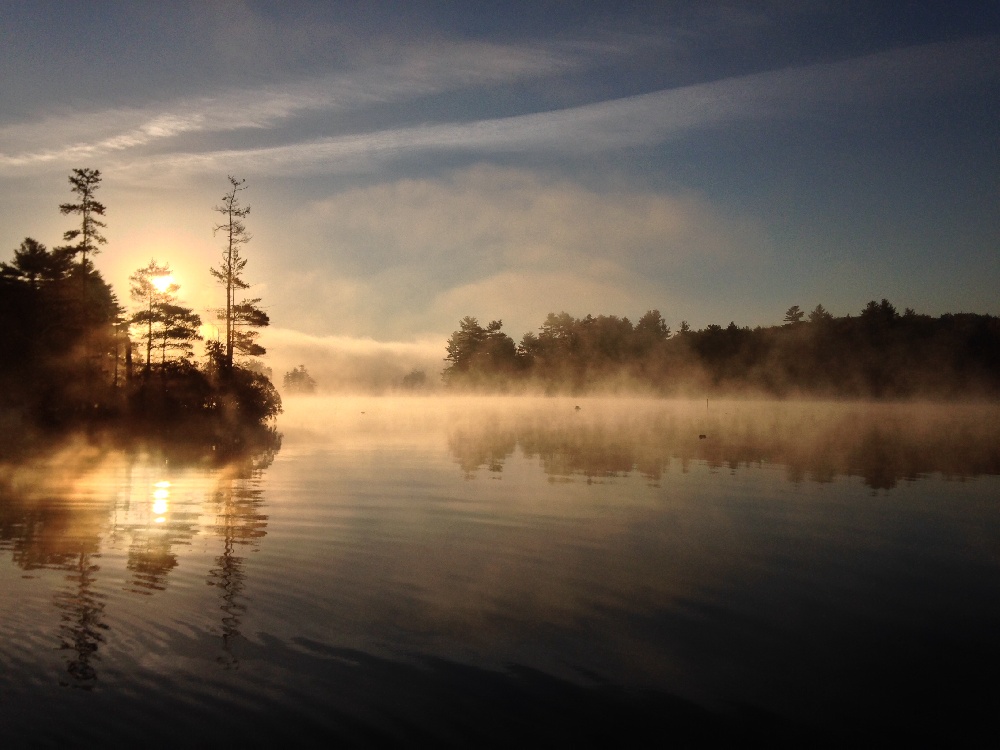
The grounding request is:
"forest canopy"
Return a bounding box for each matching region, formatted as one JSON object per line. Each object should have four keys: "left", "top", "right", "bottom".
{"left": 442, "top": 303, "right": 1000, "bottom": 398}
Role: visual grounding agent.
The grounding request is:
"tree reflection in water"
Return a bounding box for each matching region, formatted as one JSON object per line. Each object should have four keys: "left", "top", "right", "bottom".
{"left": 209, "top": 437, "right": 277, "bottom": 667}
{"left": 209, "top": 478, "right": 269, "bottom": 668}
{"left": 447, "top": 401, "right": 1000, "bottom": 490}
{"left": 0, "top": 428, "right": 280, "bottom": 685}
{"left": 55, "top": 551, "right": 106, "bottom": 688}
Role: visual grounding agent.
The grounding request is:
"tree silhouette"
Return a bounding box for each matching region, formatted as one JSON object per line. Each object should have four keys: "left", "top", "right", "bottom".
{"left": 211, "top": 176, "right": 267, "bottom": 369}
{"left": 283, "top": 365, "right": 317, "bottom": 393}
{"left": 401, "top": 369, "right": 427, "bottom": 389}
{"left": 635, "top": 309, "right": 671, "bottom": 340}
{"left": 128, "top": 260, "right": 202, "bottom": 373}
{"left": 808, "top": 304, "right": 833, "bottom": 324}
{"left": 783, "top": 305, "right": 805, "bottom": 324}
{"left": 59, "top": 168, "right": 107, "bottom": 273}
{"left": 231, "top": 298, "right": 269, "bottom": 361}
{"left": 130, "top": 260, "right": 177, "bottom": 372}
{"left": 1, "top": 238, "right": 74, "bottom": 288}
{"left": 0, "top": 169, "right": 284, "bottom": 429}
{"left": 444, "top": 317, "right": 519, "bottom": 386}
{"left": 154, "top": 303, "right": 202, "bottom": 366}
{"left": 441, "top": 301, "right": 1000, "bottom": 398}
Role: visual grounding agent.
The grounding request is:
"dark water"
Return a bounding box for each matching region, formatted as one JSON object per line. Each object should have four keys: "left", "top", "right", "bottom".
{"left": 2, "top": 398, "right": 999, "bottom": 747}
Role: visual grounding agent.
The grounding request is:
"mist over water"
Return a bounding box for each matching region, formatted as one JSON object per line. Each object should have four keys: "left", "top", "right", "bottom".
{"left": 2, "top": 396, "right": 999, "bottom": 745}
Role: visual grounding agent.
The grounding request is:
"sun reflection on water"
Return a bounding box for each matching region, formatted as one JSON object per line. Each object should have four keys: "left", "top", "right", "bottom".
{"left": 152, "top": 481, "right": 170, "bottom": 520}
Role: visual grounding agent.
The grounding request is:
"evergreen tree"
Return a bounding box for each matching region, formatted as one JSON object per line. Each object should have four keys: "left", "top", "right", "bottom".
{"left": 1, "top": 238, "right": 75, "bottom": 288}
{"left": 129, "top": 260, "right": 177, "bottom": 372}
{"left": 211, "top": 176, "right": 268, "bottom": 369}
{"left": 283, "top": 365, "right": 317, "bottom": 393}
{"left": 59, "top": 168, "right": 107, "bottom": 273}
{"left": 401, "top": 369, "right": 427, "bottom": 389}
{"left": 783, "top": 305, "right": 805, "bottom": 324}
{"left": 443, "top": 317, "right": 518, "bottom": 386}
{"left": 154, "top": 303, "right": 202, "bottom": 366}
{"left": 808, "top": 304, "right": 833, "bottom": 324}
{"left": 231, "top": 298, "right": 269, "bottom": 360}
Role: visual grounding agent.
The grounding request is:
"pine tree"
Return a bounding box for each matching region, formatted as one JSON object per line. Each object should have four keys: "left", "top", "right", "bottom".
{"left": 283, "top": 365, "right": 317, "bottom": 393}
{"left": 783, "top": 305, "right": 805, "bottom": 324}
{"left": 129, "top": 260, "right": 177, "bottom": 372}
{"left": 211, "top": 176, "right": 268, "bottom": 369}
{"left": 59, "top": 168, "right": 107, "bottom": 273}
{"left": 154, "top": 303, "right": 202, "bottom": 366}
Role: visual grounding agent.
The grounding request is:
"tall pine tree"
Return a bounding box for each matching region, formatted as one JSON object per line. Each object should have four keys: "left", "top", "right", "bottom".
{"left": 59, "top": 168, "right": 107, "bottom": 273}
{"left": 210, "top": 176, "right": 268, "bottom": 369}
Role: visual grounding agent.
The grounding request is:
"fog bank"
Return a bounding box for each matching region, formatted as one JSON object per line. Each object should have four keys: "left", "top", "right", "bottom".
{"left": 263, "top": 328, "right": 445, "bottom": 393}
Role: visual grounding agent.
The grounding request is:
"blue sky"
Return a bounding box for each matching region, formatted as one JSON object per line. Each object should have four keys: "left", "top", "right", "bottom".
{"left": 1, "top": 1, "right": 998, "bottom": 375}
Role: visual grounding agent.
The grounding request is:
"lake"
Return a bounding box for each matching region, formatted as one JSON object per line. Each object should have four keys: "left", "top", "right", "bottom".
{"left": 2, "top": 397, "right": 998, "bottom": 747}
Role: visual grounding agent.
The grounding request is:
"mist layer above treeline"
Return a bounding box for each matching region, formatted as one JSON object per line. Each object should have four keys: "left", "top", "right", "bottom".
{"left": 443, "top": 302, "right": 1000, "bottom": 398}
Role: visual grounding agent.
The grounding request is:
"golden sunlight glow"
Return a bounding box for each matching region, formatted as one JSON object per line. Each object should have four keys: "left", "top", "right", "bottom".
{"left": 153, "top": 481, "right": 170, "bottom": 514}
{"left": 199, "top": 323, "right": 221, "bottom": 341}
{"left": 152, "top": 274, "right": 176, "bottom": 293}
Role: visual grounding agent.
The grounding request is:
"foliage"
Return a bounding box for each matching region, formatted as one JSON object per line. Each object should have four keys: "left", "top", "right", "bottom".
{"left": 401, "top": 369, "right": 427, "bottom": 389}
{"left": 154, "top": 303, "right": 202, "bottom": 365}
{"left": 283, "top": 365, "right": 317, "bottom": 394}
{"left": 211, "top": 176, "right": 268, "bottom": 369}
{"left": 3, "top": 238, "right": 75, "bottom": 286}
{"left": 59, "top": 168, "right": 107, "bottom": 271}
{"left": 443, "top": 317, "right": 521, "bottom": 388}
{"left": 808, "top": 304, "right": 833, "bottom": 324}
{"left": 783, "top": 305, "right": 805, "bottom": 324}
{"left": 1, "top": 220, "right": 122, "bottom": 422}
{"left": 1, "top": 169, "right": 281, "bottom": 433}
{"left": 129, "top": 260, "right": 203, "bottom": 372}
{"left": 212, "top": 365, "right": 283, "bottom": 424}
{"left": 130, "top": 260, "right": 177, "bottom": 370}
{"left": 442, "top": 302, "right": 1000, "bottom": 398}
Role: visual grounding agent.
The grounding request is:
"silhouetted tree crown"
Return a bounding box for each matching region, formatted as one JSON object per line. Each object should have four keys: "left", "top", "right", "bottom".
{"left": 1, "top": 168, "right": 280, "bottom": 431}
{"left": 130, "top": 260, "right": 178, "bottom": 371}
{"left": 401, "top": 369, "right": 427, "bottom": 389}
{"left": 211, "top": 176, "right": 268, "bottom": 370}
{"left": 442, "top": 301, "right": 1000, "bottom": 398}
{"left": 808, "top": 304, "right": 833, "bottom": 324}
{"left": 283, "top": 365, "right": 317, "bottom": 394}
{"left": 59, "top": 168, "right": 107, "bottom": 272}
{"left": 783, "top": 305, "right": 805, "bottom": 324}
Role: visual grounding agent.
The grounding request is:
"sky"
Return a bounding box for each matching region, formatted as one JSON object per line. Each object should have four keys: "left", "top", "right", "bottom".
{"left": 2, "top": 1, "right": 998, "bottom": 383}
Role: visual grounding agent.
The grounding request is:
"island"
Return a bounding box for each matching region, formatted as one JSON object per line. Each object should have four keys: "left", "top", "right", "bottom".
{"left": 0, "top": 170, "right": 281, "bottom": 454}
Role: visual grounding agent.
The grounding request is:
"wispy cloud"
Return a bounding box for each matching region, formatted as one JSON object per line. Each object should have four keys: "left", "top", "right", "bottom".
{"left": 0, "top": 38, "right": 579, "bottom": 170}
{"left": 3, "top": 35, "right": 994, "bottom": 177}
{"left": 95, "top": 35, "right": 1000, "bottom": 179}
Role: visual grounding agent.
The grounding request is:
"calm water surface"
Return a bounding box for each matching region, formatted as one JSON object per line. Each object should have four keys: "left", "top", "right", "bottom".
{"left": 1, "top": 398, "right": 998, "bottom": 746}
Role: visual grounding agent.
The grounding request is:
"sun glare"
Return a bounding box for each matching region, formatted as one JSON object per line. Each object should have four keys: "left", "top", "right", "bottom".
{"left": 152, "top": 274, "right": 176, "bottom": 293}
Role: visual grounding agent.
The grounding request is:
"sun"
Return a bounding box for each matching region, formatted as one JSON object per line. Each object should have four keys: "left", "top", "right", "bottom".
{"left": 152, "top": 274, "right": 176, "bottom": 293}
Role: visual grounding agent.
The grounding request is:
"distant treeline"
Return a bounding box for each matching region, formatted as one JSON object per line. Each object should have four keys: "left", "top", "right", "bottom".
{"left": 443, "top": 302, "right": 1000, "bottom": 398}
{"left": 0, "top": 169, "right": 280, "bottom": 438}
